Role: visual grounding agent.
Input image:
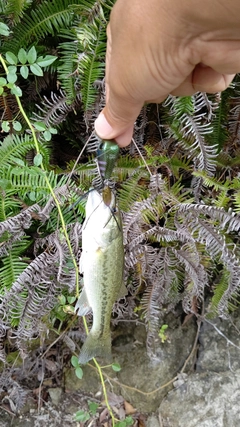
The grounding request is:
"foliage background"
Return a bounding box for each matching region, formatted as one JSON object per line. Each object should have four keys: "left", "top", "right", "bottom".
{"left": 0, "top": 0, "right": 240, "bottom": 411}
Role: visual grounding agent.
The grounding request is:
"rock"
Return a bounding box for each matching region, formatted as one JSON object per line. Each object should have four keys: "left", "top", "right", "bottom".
{"left": 146, "top": 414, "right": 161, "bottom": 427}
{"left": 64, "top": 319, "right": 197, "bottom": 413}
{"left": 64, "top": 364, "right": 100, "bottom": 394}
{"left": 196, "top": 315, "right": 240, "bottom": 372}
{"left": 48, "top": 387, "right": 63, "bottom": 406}
{"left": 111, "top": 319, "right": 196, "bottom": 412}
{"left": 159, "top": 369, "right": 240, "bottom": 427}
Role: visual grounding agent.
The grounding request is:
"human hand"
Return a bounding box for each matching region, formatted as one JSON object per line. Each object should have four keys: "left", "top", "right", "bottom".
{"left": 95, "top": 0, "right": 240, "bottom": 146}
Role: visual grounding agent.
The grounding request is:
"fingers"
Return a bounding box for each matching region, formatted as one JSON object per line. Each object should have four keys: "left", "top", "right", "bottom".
{"left": 170, "top": 66, "right": 235, "bottom": 97}
{"left": 95, "top": 112, "right": 134, "bottom": 147}
{"left": 94, "top": 0, "right": 240, "bottom": 147}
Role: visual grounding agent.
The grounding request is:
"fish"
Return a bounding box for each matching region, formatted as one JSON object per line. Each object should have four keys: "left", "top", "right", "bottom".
{"left": 75, "top": 186, "right": 127, "bottom": 364}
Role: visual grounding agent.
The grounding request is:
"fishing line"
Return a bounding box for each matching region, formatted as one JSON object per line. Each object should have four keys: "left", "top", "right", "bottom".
{"left": 66, "top": 130, "right": 95, "bottom": 184}
{"left": 131, "top": 137, "right": 153, "bottom": 177}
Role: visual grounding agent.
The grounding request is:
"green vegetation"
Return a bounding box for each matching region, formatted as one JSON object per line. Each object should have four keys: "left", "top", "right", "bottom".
{"left": 0, "top": 0, "right": 240, "bottom": 421}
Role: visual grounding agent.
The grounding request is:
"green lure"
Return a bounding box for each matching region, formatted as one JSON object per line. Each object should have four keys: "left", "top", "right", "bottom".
{"left": 96, "top": 139, "right": 120, "bottom": 181}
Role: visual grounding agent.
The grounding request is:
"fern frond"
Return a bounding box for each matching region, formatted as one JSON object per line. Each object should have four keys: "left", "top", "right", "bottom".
{"left": 33, "top": 90, "right": 81, "bottom": 127}
{"left": 3, "top": 0, "right": 83, "bottom": 52}
{"left": 118, "top": 171, "right": 149, "bottom": 213}
{"left": 5, "top": 0, "right": 33, "bottom": 23}
{"left": 177, "top": 203, "right": 240, "bottom": 233}
{"left": 209, "top": 269, "right": 231, "bottom": 317}
{"left": 0, "top": 134, "right": 35, "bottom": 169}
{"left": 165, "top": 94, "right": 218, "bottom": 181}
{"left": 208, "top": 91, "right": 230, "bottom": 150}
{"left": 58, "top": 37, "right": 79, "bottom": 102}
{"left": 233, "top": 192, "right": 240, "bottom": 213}
{"left": 0, "top": 237, "right": 31, "bottom": 290}
{"left": 4, "top": 168, "right": 60, "bottom": 202}
{"left": 77, "top": 22, "right": 106, "bottom": 111}
{"left": 0, "top": 224, "right": 80, "bottom": 359}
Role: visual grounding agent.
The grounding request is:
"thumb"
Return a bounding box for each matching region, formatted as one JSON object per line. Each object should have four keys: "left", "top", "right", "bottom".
{"left": 94, "top": 93, "right": 143, "bottom": 147}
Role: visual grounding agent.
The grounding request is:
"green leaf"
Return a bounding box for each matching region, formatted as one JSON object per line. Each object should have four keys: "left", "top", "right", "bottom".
{"left": 59, "top": 295, "right": 66, "bottom": 305}
{"left": 0, "top": 87, "right": 4, "bottom": 95}
{"left": 88, "top": 401, "right": 99, "bottom": 415}
{"left": 13, "top": 121, "right": 22, "bottom": 131}
{"left": 6, "top": 52, "right": 17, "bottom": 65}
{"left": 0, "top": 77, "right": 7, "bottom": 86}
{"left": 75, "top": 366, "right": 83, "bottom": 379}
{"left": 0, "top": 22, "right": 10, "bottom": 36}
{"left": 0, "top": 178, "right": 11, "bottom": 190}
{"left": 8, "top": 66, "right": 17, "bottom": 74}
{"left": 36, "top": 55, "right": 57, "bottom": 67}
{"left": 29, "top": 191, "right": 36, "bottom": 201}
{"left": 20, "top": 65, "right": 29, "bottom": 79}
{"left": 1, "top": 121, "right": 10, "bottom": 132}
{"left": 125, "top": 416, "right": 134, "bottom": 426}
{"left": 71, "top": 355, "right": 79, "bottom": 368}
{"left": 7, "top": 72, "right": 17, "bottom": 84}
{"left": 27, "top": 46, "right": 37, "bottom": 64}
{"left": 112, "top": 363, "right": 121, "bottom": 372}
{"left": 74, "top": 410, "right": 90, "bottom": 422}
{"left": 18, "top": 48, "right": 27, "bottom": 65}
{"left": 33, "top": 153, "right": 43, "bottom": 166}
{"left": 30, "top": 63, "right": 43, "bottom": 77}
{"left": 43, "top": 131, "right": 52, "bottom": 141}
{"left": 116, "top": 421, "right": 127, "bottom": 427}
{"left": 49, "top": 127, "right": 58, "bottom": 134}
{"left": 10, "top": 85, "right": 22, "bottom": 96}
{"left": 67, "top": 296, "right": 76, "bottom": 304}
{"left": 12, "top": 157, "right": 25, "bottom": 166}
{"left": 34, "top": 121, "right": 46, "bottom": 131}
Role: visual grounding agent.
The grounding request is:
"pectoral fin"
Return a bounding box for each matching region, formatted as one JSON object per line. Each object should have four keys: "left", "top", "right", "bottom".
{"left": 75, "top": 288, "right": 91, "bottom": 316}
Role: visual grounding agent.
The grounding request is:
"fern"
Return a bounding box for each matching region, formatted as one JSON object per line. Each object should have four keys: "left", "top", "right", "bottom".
{"left": 0, "top": 237, "right": 31, "bottom": 291}
{"left": 0, "top": 134, "right": 36, "bottom": 168}
{"left": 4, "top": 0, "right": 33, "bottom": 23}
{"left": 166, "top": 95, "right": 217, "bottom": 176}
{"left": 33, "top": 90, "right": 82, "bottom": 127}
{"left": 77, "top": 21, "right": 106, "bottom": 111}
{"left": 58, "top": 37, "right": 79, "bottom": 102}
{"left": 3, "top": 0, "right": 84, "bottom": 52}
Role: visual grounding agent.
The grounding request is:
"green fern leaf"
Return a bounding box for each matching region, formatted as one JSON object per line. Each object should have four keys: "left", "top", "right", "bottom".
{"left": 3, "top": 0, "right": 84, "bottom": 52}
{"left": 4, "top": 0, "right": 33, "bottom": 23}
{"left": 0, "top": 238, "right": 31, "bottom": 291}
{"left": 77, "top": 22, "right": 106, "bottom": 111}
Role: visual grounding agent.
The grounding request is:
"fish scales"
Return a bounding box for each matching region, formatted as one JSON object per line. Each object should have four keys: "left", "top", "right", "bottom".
{"left": 75, "top": 188, "right": 126, "bottom": 364}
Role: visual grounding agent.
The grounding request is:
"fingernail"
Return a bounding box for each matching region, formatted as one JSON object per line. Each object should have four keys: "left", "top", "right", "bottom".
{"left": 95, "top": 113, "right": 114, "bottom": 138}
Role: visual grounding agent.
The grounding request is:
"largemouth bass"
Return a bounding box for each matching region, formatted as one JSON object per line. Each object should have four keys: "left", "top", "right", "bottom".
{"left": 75, "top": 187, "right": 126, "bottom": 364}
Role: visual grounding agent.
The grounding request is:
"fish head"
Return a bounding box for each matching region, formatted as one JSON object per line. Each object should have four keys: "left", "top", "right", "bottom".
{"left": 83, "top": 189, "right": 122, "bottom": 244}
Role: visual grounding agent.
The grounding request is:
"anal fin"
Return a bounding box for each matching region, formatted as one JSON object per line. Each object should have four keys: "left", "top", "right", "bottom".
{"left": 75, "top": 288, "right": 91, "bottom": 316}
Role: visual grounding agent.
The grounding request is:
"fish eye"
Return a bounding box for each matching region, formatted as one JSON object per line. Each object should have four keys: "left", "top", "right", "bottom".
{"left": 98, "top": 142, "right": 105, "bottom": 150}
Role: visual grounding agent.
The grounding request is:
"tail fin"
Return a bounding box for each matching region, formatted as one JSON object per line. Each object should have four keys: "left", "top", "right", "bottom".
{"left": 78, "top": 332, "right": 112, "bottom": 365}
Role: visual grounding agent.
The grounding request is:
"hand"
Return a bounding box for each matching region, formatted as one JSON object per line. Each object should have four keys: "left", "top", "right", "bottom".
{"left": 95, "top": 0, "right": 240, "bottom": 146}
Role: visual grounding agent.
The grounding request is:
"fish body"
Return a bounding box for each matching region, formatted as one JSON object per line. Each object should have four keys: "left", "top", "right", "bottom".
{"left": 75, "top": 188, "right": 126, "bottom": 364}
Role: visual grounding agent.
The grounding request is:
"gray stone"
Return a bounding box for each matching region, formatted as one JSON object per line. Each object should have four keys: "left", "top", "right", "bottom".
{"left": 159, "top": 369, "right": 240, "bottom": 427}
{"left": 196, "top": 316, "right": 240, "bottom": 372}
{"left": 146, "top": 414, "right": 161, "bottom": 427}
{"left": 48, "top": 388, "right": 63, "bottom": 406}
{"left": 64, "top": 319, "right": 197, "bottom": 413}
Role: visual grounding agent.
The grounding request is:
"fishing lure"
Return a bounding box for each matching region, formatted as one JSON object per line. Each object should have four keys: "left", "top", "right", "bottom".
{"left": 96, "top": 139, "right": 120, "bottom": 182}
